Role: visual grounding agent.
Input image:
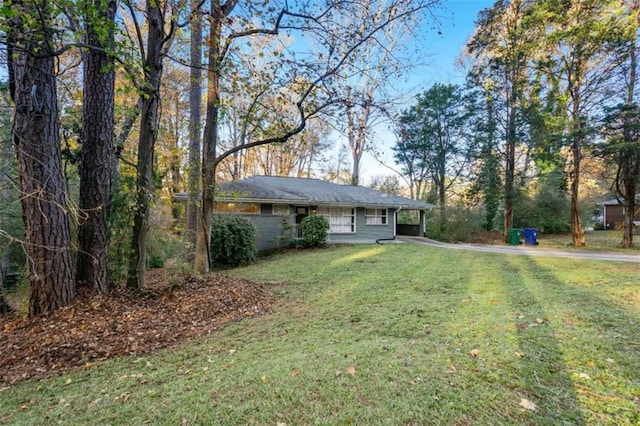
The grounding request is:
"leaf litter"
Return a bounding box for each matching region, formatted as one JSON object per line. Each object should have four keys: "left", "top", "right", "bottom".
{"left": 0, "top": 270, "right": 274, "bottom": 384}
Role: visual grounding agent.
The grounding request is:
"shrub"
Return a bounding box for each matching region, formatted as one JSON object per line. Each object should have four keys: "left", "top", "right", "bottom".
{"left": 300, "top": 214, "right": 329, "bottom": 247}
{"left": 539, "top": 220, "right": 571, "bottom": 234}
{"left": 210, "top": 215, "right": 258, "bottom": 267}
{"left": 425, "top": 206, "right": 485, "bottom": 242}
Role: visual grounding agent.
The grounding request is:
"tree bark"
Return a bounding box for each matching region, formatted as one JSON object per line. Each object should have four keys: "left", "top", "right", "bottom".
{"left": 621, "top": 27, "right": 638, "bottom": 248}
{"left": 127, "top": 2, "right": 167, "bottom": 289}
{"left": 8, "top": 0, "right": 76, "bottom": 316}
{"left": 77, "top": 0, "right": 117, "bottom": 292}
{"left": 0, "top": 268, "right": 11, "bottom": 314}
{"left": 503, "top": 93, "right": 517, "bottom": 242}
{"left": 186, "top": 0, "right": 203, "bottom": 263}
{"left": 195, "top": 1, "right": 225, "bottom": 274}
{"left": 569, "top": 87, "right": 586, "bottom": 247}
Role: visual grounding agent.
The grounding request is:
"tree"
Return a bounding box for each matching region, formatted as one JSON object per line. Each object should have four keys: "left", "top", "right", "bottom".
{"left": 330, "top": 0, "right": 441, "bottom": 185}
{"left": 126, "top": 0, "right": 176, "bottom": 289}
{"left": 369, "top": 174, "right": 402, "bottom": 195}
{"left": 598, "top": 0, "right": 640, "bottom": 248}
{"left": 393, "top": 83, "right": 473, "bottom": 231}
{"left": 466, "top": 0, "right": 536, "bottom": 241}
{"left": 0, "top": 82, "right": 17, "bottom": 314}
{"left": 534, "top": 0, "right": 622, "bottom": 246}
{"left": 6, "top": 0, "right": 76, "bottom": 316}
{"left": 194, "top": 1, "right": 439, "bottom": 274}
{"left": 76, "top": 0, "right": 117, "bottom": 292}
{"left": 393, "top": 109, "right": 431, "bottom": 201}
{"left": 465, "top": 81, "right": 501, "bottom": 231}
{"left": 185, "top": 0, "right": 203, "bottom": 262}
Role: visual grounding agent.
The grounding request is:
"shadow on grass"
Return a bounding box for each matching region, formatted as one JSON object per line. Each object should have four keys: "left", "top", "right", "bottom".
{"left": 500, "top": 256, "right": 585, "bottom": 424}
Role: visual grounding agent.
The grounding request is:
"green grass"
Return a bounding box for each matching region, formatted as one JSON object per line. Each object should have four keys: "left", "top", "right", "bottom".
{"left": 539, "top": 229, "right": 640, "bottom": 251}
{"left": 1, "top": 244, "right": 639, "bottom": 425}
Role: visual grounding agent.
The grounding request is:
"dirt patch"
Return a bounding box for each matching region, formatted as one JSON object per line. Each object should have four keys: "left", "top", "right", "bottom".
{"left": 0, "top": 270, "right": 274, "bottom": 385}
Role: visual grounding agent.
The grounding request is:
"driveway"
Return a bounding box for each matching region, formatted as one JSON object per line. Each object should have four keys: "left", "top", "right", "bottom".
{"left": 395, "top": 236, "right": 640, "bottom": 263}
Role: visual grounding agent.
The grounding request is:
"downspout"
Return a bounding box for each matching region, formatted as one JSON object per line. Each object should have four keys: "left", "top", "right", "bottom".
{"left": 376, "top": 206, "right": 401, "bottom": 245}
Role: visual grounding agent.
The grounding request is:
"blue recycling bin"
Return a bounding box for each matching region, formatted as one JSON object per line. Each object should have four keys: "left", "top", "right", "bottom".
{"left": 523, "top": 228, "right": 539, "bottom": 245}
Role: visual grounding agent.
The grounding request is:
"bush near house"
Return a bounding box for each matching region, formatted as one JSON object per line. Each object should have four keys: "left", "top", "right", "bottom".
{"left": 300, "top": 214, "right": 329, "bottom": 247}
{"left": 210, "top": 215, "right": 258, "bottom": 267}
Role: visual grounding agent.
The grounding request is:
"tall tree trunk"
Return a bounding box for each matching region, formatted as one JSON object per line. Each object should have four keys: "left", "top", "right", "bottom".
{"left": 0, "top": 272, "right": 10, "bottom": 314}
{"left": 195, "top": 2, "right": 225, "bottom": 274}
{"left": 127, "top": 3, "right": 166, "bottom": 289}
{"left": 437, "top": 162, "right": 446, "bottom": 233}
{"left": 569, "top": 88, "right": 586, "bottom": 247}
{"left": 77, "top": 0, "right": 117, "bottom": 292}
{"left": 503, "top": 95, "right": 517, "bottom": 242}
{"left": 186, "top": 0, "right": 203, "bottom": 262}
{"left": 8, "top": 0, "right": 75, "bottom": 316}
{"left": 621, "top": 34, "right": 638, "bottom": 248}
{"left": 345, "top": 88, "right": 372, "bottom": 186}
{"left": 569, "top": 142, "right": 585, "bottom": 246}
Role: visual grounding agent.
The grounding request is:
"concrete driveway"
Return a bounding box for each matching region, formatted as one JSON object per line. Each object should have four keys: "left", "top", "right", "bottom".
{"left": 395, "top": 236, "right": 640, "bottom": 263}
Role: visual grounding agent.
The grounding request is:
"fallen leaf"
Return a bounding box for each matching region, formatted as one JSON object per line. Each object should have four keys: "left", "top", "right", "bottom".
{"left": 579, "top": 373, "right": 591, "bottom": 380}
{"left": 606, "top": 358, "right": 615, "bottom": 365}
{"left": 64, "top": 378, "right": 72, "bottom": 385}
{"left": 469, "top": 349, "right": 480, "bottom": 357}
{"left": 290, "top": 370, "right": 300, "bottom": 377}
{"left": 514, "top": 351, "right": 525, "bottom": 358}
{"left": 277, "top": 423, "right": 288, "bottom": 426}
{"left": 535, "top": 318, "right": 544, "bottom": 324}
{"left": 347, "top": 365, "right": 356, "bottom": 376}
{"left": 88, "top": 398, "right": 102, "bottom": 409}
{"left": 261, "top": 375, "right": 268, "bottom": 384}
{"left": 335, "top": 370, "right": 342, "bottom": 377}
{"left": 585, "top": 361, "right": 595, "bottom": 367}
{"left": 519, "top": 398, "right": 537, "bottom": 411}
{"left": 445, "top": 359, "right": 457, "bottom": 373}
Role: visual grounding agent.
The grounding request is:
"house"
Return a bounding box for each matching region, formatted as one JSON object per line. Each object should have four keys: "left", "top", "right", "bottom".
{"left": 178, "top": 176, "right": 433, "bottom": 250}
{"left": 602, "top": 198, "right": 640, "bottom": 230}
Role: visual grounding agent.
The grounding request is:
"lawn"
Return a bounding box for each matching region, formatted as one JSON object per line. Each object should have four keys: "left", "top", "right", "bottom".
{"left": 538, "top": 230, "right": 640, "bottom": 251}
{"left": 1, "top": 244, "right": 638, "bottom": 425}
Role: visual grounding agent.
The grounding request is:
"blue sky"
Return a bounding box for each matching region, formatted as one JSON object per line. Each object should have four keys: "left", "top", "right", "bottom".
{"left": 358, "top": 0, "right": 495, "bottom": 181}
{"left": 408, "top": 0, "right": 495, "bottom": 89}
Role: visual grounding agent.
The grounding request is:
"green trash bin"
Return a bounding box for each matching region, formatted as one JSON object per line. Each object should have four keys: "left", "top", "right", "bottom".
{"left": 507, "top": 228, "right": 522, "bottom": 245}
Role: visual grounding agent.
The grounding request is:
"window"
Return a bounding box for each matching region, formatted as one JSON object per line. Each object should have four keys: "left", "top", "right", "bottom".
{"left": 318, "top": 207, "right": 355, "bottom": 233}
{"left": 214, "top": 202, "right": 260, "bottom": 214}
{"left": 273, "top": 204, "right": 290, "bottom": 215}
{"left": 365, "top": 208, "right": 388, "bottom": 225}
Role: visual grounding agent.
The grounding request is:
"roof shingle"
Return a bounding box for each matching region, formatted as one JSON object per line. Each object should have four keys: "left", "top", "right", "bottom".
{"left": 219, "top": 176, "right": 432, "bottom": 209}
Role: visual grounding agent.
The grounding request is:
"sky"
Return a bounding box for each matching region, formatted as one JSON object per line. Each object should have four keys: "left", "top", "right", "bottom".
{"left": 356, "top": 0, "right": 495, "bottom": 182}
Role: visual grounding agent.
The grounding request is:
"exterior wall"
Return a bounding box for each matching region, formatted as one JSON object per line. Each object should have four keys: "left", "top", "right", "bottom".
{"left": 325, "top": 207, "right": 396, "bottom": 243}
{"left": 604, "top": 204, "right": 640, "bottom": 230}
{"left": 250, "top": 204, "right": 294, "bottom": 250}
{"left": 215, "top": 203, "right": 294, "bottom": 251}
{"left": 226, "top": 204, "right": 413, "bottom": 249}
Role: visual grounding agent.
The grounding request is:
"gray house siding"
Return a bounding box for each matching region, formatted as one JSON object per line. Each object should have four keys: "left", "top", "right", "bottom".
{"left": 249, "top": 204, "right": 294, "bottom": 250}
{"left": 325, "top": 207, "right": 396, "bottom": 243}
{"left": 225, "top": 204, "right": 400, "bottom": 249}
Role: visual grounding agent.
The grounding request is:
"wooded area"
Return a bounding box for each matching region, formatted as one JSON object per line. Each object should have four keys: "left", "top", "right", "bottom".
{"left": 0, "top": 0, "right": 639, "bottom": 317}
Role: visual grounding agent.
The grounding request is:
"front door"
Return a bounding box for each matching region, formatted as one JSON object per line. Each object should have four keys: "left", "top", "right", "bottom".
{"left": 295, "top": 206, "right": 308, "bottom": 238}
